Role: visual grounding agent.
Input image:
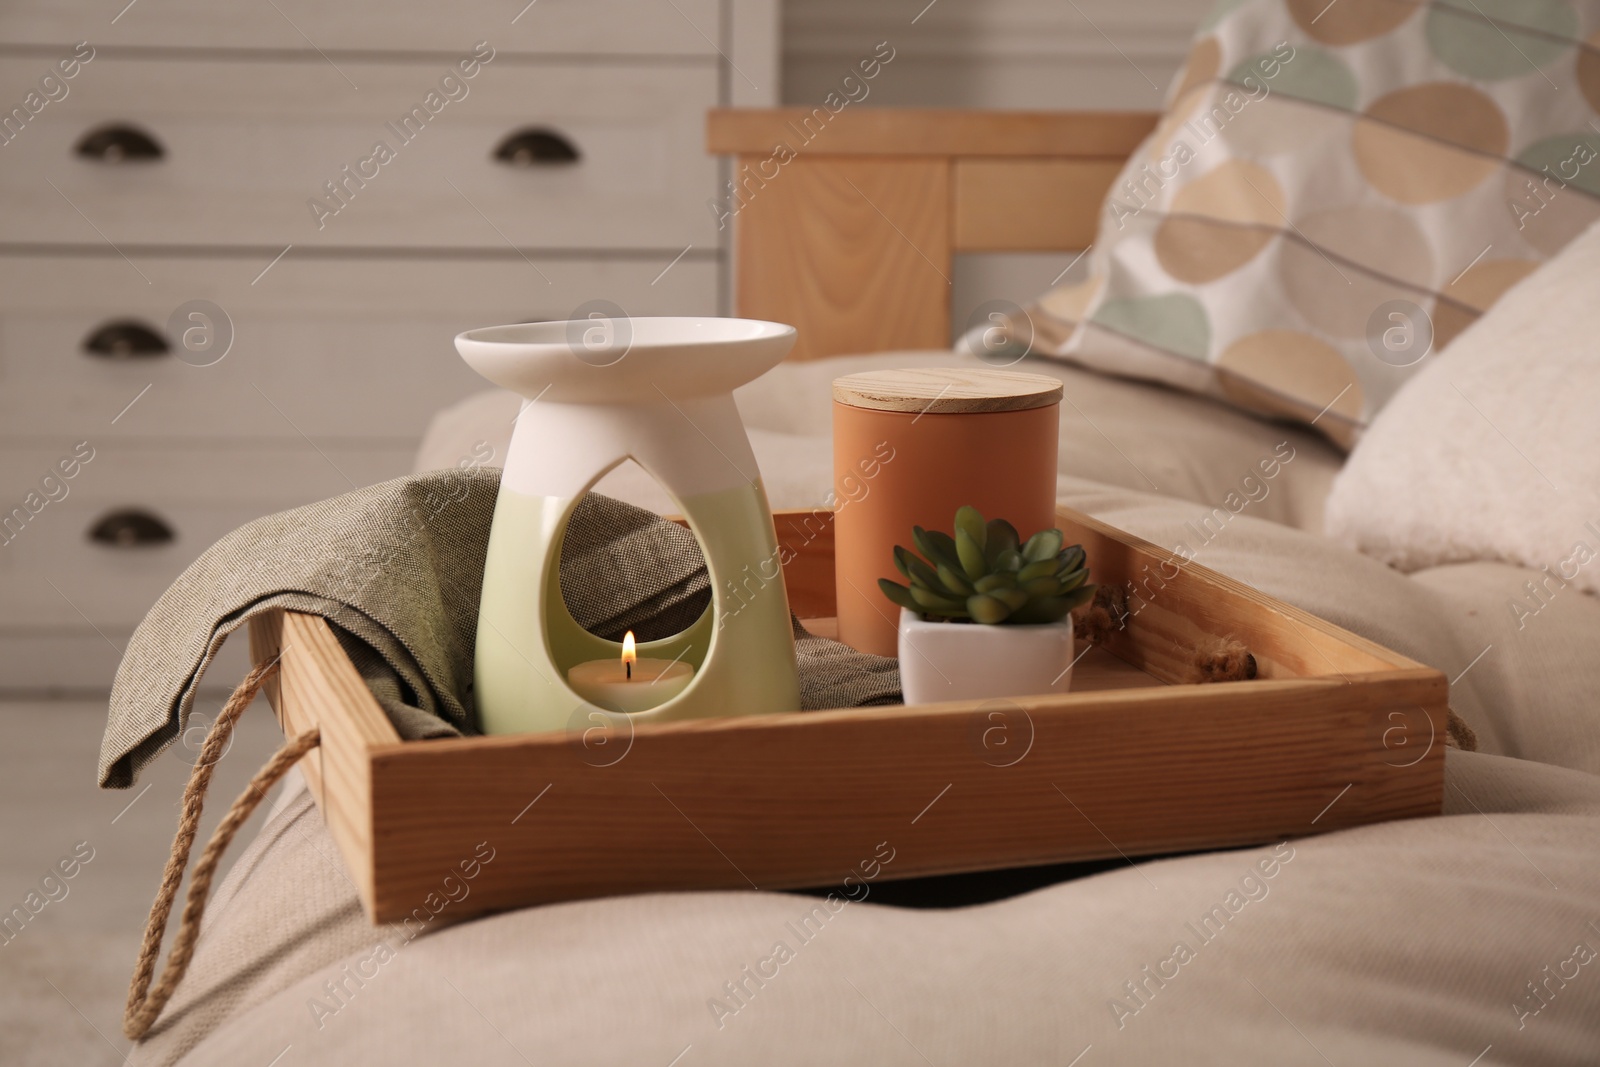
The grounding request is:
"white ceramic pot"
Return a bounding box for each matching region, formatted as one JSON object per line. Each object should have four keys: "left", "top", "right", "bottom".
{"left": 897, "top": 608, "right": 1076, "bottom": 705}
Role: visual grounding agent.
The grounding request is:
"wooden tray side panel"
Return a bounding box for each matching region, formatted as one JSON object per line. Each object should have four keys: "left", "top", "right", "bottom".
{"left": 261, "top": 500, "right": 1451, "bottom": 923}
{"left": 250, "top": 609, "right": 394, "bottom": 918}
{"left": 363, "top": 671, "right": 1446, "bottom": 923}
{"left": 770, "top": 506, "right": 1422, "bottom": 683}
{"left": 247, "top": 612, "right": 290, "bottom": 760}
{"left": 1056, "top": 508, "right": 1420, "bottom": 681}
{"left": 774, "top": 506, "right": 837, "bottom": 619}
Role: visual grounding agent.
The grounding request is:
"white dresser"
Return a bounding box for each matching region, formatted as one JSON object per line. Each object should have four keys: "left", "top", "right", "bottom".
{"left": 0, "top": 0, "right": 777, "bottom": 691}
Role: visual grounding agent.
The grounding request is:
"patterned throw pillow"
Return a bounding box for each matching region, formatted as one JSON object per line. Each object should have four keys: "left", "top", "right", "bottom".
{"left": 1024, "top": 0, "right": 1600, "bottom": 447}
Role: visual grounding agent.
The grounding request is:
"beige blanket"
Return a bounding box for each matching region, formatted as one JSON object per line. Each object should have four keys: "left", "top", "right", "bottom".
{"left": 134, "top": 750, "right": 1600, "bottom": 1066}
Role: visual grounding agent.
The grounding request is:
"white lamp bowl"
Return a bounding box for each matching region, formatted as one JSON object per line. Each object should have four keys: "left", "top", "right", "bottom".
{"left": 455, "top": 316, "right": 796, "bottom": 404}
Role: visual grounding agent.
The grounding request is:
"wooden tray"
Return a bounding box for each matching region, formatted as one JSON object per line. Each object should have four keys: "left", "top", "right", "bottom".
{"left": 248, "top": 506, "right": 1447, "bottom": 924}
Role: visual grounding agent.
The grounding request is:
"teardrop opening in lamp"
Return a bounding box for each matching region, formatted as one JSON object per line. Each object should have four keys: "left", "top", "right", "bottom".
{"left": 556, "top": 458, "right": 710, "bottom": 644}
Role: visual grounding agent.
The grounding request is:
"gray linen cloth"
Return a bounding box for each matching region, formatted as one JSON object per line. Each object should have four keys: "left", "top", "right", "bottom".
{"left": 99, "top": 468, "right": 899, "bottom": 788}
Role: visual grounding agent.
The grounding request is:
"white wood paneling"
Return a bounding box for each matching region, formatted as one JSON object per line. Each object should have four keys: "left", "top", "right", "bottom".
{"left": 731, "top": 0, "right": 782, "bottom": 107}
{"left": 0, "top": 0, "right": 723, "bottom": 56}
{"left": 0, "top": 0, "right": 779, "bottom": 689}
{"left": 0, "top": 441, "right": 418, "bottom": 630}
{"left": 782, "top": 0, "right": 1209, "bottom": 109}
{"left": 0, "top": 253, "right": 719, "bottom": 441}
{"left": 0, "top": 58, "right": 720, "bottom": 250}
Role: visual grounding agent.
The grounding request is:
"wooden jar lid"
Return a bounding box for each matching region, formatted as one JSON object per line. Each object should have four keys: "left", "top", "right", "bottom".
{"left": 832, "top": 367, "right": 1063, "bottom": 414}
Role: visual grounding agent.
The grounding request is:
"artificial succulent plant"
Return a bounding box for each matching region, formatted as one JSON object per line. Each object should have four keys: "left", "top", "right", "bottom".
{"left": 878, "top": 505, "right": 1094, "bottom": 625}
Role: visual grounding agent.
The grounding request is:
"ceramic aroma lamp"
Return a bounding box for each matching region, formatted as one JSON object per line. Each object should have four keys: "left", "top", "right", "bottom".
{"left": 455, "top": 316, "right": 802, "bottom": 736}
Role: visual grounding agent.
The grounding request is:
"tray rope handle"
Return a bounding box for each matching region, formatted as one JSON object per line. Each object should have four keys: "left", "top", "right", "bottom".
{"left": 123, "top": 656, "right": 320, "bottom": 1041}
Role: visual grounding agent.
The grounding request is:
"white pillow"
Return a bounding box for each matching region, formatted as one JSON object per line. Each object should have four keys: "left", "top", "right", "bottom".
{"left": 1325, "top": 218, "right": 1600, "bottom": 600}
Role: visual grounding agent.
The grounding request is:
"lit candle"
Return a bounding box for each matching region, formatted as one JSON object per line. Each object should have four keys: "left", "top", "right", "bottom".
{"left": 566, "top": 631, "right": 694, "bottom": 714}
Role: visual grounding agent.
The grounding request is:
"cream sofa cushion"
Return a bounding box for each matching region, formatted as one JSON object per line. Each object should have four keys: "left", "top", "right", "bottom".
{"left": 1326, "top": 218, "right": 1600, "bottom": 602}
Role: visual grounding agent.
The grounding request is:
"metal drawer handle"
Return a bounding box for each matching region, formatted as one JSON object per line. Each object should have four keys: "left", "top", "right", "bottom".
{"left": 493, "top": 127, "right": 579, "bottom": 167}
{"left": 75, "top": 123, "right": 165, "bottom": 163}
{"left": 88, "top": 508, "right": 175, "bottom": 547}
{"left": 83, "top": 320, "right": 170, "bottom": 359}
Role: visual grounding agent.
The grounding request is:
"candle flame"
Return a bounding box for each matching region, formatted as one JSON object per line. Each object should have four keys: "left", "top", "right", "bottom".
{"left": 622, "top": 631, "right": 636, "bottom": 680}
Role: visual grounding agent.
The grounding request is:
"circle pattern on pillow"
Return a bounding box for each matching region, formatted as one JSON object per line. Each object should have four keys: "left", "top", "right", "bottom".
{"left": 1200, "top": 0, "right": 1254, "bottom": 33}
{"left": 1515, "top": 133, "right": 1600, "bottom": 196}
{"left": 1214, "top": 48, "right": 1359, "bottom": 156}
{"left": 1426, "top": 0, "right": 1577, "bottom": 80}
{"left": 1131, "top": 38, "right": 1223, "bottom": 184}
{"left": 1217, "top": 83, "right": 1351, "bottom": 156}
{"left": 1256, "top": 46, "right": 1360, "bottom": 110}
{"left": 1507, "top": 133, "right": 1600, "bottom": 254}
{"left": 1091, "top": 294, "right": 1211, "bottom": 361}
{"left": 1287, "top": 0, "right": 1418, "bottom": 45}
{"left": 1432, "top": 257, "right": 1540, "bottom": 349}
{"left": 1036, "top": 273, "right": 1105, "bottom": 326}
{"left": 1026, "top": 0, "right": 1600, "bottom": 446}
{"left": 1281, "top": 206, "right": 1434, "bottom": 339}
{"left": 1579, "top": 30, "right": 1600, "bottom": 112}
{"left": 1217, "top": 329, "right": 1364, "bottom": 421}
{"left": 1155, "top": 161, "right": 1285, "bottom": 282}
{"left": 1352, "top": 83, "right": 1509, "bottom": 202}
{"left": 1173, "top": 36, "right": 1223, "bottom": 107}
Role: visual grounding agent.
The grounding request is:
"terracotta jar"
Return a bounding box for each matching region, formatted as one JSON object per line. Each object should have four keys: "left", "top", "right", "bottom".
{"left": 831, "top": 368, "right": 1063, "bottom": 657}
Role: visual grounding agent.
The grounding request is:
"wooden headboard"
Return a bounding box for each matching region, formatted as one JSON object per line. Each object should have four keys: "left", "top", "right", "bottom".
{"left": 705, "top": 108, "right": 1158, "bottom": 361}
